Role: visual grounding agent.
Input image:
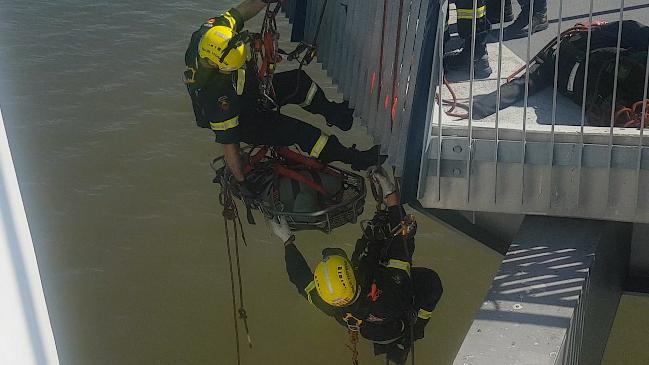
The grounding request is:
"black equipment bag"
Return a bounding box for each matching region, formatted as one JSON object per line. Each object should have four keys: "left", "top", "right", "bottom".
{"left": 472, "top": 20, "right": 649, "bottom": 126}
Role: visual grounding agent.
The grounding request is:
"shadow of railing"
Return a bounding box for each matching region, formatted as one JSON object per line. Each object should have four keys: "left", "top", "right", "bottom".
{"left": 474, "top": 243, "right": 592, "bottom": 328}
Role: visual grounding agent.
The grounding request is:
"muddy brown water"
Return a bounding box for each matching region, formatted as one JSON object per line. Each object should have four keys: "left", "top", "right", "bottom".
{"left": 0, "top": 1, "right": 509, "bottom": 364}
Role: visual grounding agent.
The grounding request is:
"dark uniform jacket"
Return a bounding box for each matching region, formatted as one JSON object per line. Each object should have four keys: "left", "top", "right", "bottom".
{"left": 284, "top": 206, "right": 421, "bottom": 343}
{"left": 184, "top": 8, "right": 260, "bottom": 145}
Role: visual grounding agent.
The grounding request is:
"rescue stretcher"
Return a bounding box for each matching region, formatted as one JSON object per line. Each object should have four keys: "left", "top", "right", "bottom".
{"left": 212, "top": 145, "right": 366, "bottom": 233}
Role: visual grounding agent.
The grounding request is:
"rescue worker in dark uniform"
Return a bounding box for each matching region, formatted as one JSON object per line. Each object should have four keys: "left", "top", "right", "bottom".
{"left": 445, "top": 0, "right": 492, "bottom": 78}
{"left": 184, "top": 0, "right": 385, "bottom": 191}
{"left": 270, "top": 167, "right": 443, "bottom": 364}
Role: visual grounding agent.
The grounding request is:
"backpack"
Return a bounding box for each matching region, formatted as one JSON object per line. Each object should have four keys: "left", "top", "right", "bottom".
{"left": 554, "top": 21, "right": 649, "bottom": 126}
{"left": 471, "top": 20, "right": 649, "bottom": 126}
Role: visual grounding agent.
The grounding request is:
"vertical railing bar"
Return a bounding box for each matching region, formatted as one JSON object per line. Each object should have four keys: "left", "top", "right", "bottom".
{"left": 436, "top": 8, "right": 446, "bottom": 202}
{"left": 368, "top": 0, "right": 388, "bottom": 136}
{"left": 354, "top": 0, "right": 375, "bottom": 121}
{"left": 398, "top": 0, "right": 429, "bottom": 173}
{"left": 606, "top": 1, "right": 625, "bottom": 210}
{"left": 520, "top": 0, "right": 535, "bottom": 206}
{"left": 377, "top": 0, "right": 399, "bottom": 148}
{"left": 579, "top": 0, "right": 595, "bottom": 133}
{"left": 575, "top": 0, "right": 596, "bottom": 210}
{"left": 415, "top": 0, "right": 435, "bottom": 195}
{"left": 382, "top": 0, "right": 408, "bottom": 157}
{"left": 311, "top": 0, "right": 320, "bottom": 52}
{"left": 548, "top": 0, "right": 565, "bottom": 209}
{"left": 338, "top": 0, "right": 346, "bottom": 89}
{"left": 344, "top": 0, "right": 355, "bottom": 94}
{"left": 394, "top": 0, "right": 419, "bottom": 118}
{"left": 365, "top": 0, "right": 379, "bottom": 121}
{"left": 493, "top": 0, "right": 506, "bottom": 204}
{"left": 465, "top": 0, "right": 478, "bottom": 204}
{"left": 350, "top": 0, "right": 362, "bottom": 99}
{"left": 343, "top": 0, "right": 354, "bottom": 102}
{"left": 397, "top": 0, "right": 428, "bottom": 172}
{"left": 389, "top": 0, "right": 418, "bottom": 164}
{"left": 340, "top": 1, "right": 349, "bottom": 86}
{"left": 633, "top": 29, "right": 649, "bottom": 212}
{"left": 404, "top": 1, "right": 422, "bottom": 113}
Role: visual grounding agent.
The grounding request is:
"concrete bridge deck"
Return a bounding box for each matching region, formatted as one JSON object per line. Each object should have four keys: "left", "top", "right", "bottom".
{"left": 443, "top": 1, "right": 649, "bottom": 139}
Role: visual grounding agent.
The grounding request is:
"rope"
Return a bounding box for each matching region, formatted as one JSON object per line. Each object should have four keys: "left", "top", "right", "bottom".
{"left": 222, "top": 207, "right": 241, "bottom": 365}
{"left": 616, "top": 99, "right": 649, "bottom": 128}
{"left": 506, "top": 21, "right": 607, "bottom": 83}
{"left": 346, "top": 329, "right": 360, "bottom": 365}
{"left": 436, "top": 76, "right": 470, "bottom": 119}
{"left": 220, "top": 179, "right": 254, "bottom": 364}
{"left": 233, "top": 218, "right": 252, "bottom": 348}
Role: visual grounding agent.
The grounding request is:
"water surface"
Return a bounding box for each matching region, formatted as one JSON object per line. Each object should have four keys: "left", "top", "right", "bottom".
{"left": 0, "top": 1, "right": 502, "bottom": 364}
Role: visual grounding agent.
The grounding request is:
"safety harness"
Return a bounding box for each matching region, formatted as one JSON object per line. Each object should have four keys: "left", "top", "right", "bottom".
{"left": 251, "top": 0, "right": 283, "bottom": 110}
{"left": 228, "top": 0, "right": 329, "bottom": 111}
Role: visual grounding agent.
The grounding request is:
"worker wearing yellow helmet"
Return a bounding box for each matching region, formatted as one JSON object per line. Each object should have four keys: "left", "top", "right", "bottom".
{"left": 198, "top": 25, "right": 247, "bottom": 72}
{"left": 272, "top": 167, "right": 443, "bottom": 364}
{"left": 184, "top": 0, "right": 385, "bottom": 197}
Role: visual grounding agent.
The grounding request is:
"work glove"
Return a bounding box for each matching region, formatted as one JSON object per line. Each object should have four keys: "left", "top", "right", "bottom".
{"left": 368, "top": 166, "right": 396, "bottom": 197}
{"left": 231, "top": 179, "right": 259, "bottom": 201}
{"left": 412, "top": 318, "right": 429, "bottom": 341}
{"left": 269, "top": 216, "right": 294, "bottom": 244}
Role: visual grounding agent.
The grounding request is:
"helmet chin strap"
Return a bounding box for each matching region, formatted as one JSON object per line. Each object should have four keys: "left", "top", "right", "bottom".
{"left": 349, "top": 285, "right": 362, "bottom": 305}
{"left": 218, "top": 30, "right": 251, "bottom": 64}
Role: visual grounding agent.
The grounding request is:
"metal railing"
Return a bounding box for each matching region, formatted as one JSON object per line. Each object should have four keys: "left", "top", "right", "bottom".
{"left": 284, "top": 0, "right": 435, "bottom": 174}
{"left": 418, "top": 0, "right": 649, "bottom": 223}
{"left": 284, "top": 0, "right": 649, "bottom": 223}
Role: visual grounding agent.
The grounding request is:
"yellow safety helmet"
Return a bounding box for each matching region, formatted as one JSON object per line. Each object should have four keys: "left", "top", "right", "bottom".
{"left": 198, "top": 25, "right": 246, "bottom": 72}
{"left": 314, "top": 248, "right": 358, "bottom": 307}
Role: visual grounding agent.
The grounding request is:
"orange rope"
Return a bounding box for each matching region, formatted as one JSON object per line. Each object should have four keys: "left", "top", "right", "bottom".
{"left": 617, "top": 100, "right": 649, "bottom": 128}
{"left": 506, "top": 21, "right": 607, "bottom": 83}
{"left": 435, "top": 76, "right": 470, "bottom": 119}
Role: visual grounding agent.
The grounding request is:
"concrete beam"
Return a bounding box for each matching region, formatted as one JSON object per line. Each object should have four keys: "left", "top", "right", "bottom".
{"left": 453, "top": 216, "right": 631, "bottom": 365}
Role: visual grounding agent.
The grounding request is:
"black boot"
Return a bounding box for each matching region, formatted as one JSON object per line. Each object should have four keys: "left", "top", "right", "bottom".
{"left": 487, "top": 0, "right": 514, "bottom": 24}
{"left": 504, "top": 9, "right": 548, "bottom": 39}
{"left": 323, "top": 100, "right": 354, "bottom": 131}
{"left": 319, "top": 136, "right": 387, "bottom": 171}
{"left": 305, "top": 95, "right": 354, "bottom": 131}
{"left": 444, "top": 49, "right": 492, "bottom": 79}
{"left": 444, "top": 34, "right": 492, "bottom": 78}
